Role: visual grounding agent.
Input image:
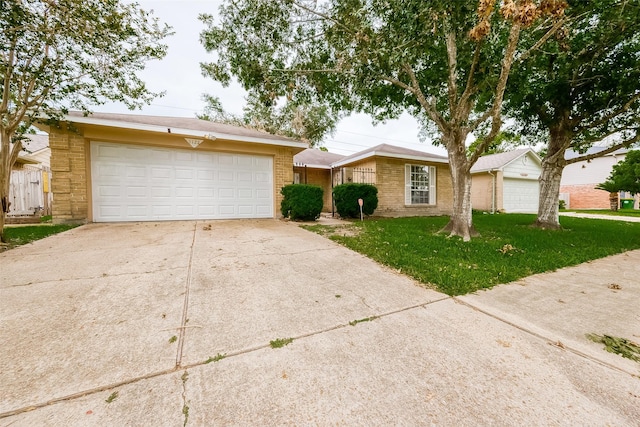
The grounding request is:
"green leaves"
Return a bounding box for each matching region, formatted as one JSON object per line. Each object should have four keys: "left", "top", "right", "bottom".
{"left": 598, "top": 150, "right": 640, "bottom": 195}
{"left": 1, "top": 0, "right": 172, "bottom": 132}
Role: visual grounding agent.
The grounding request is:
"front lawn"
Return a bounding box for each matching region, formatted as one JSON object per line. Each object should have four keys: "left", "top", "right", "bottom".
{"left": 304, "top": 214, "right": 640, "bottom": 296}
{"left": 1, "top": 224, "right": 79, "bottom": 250}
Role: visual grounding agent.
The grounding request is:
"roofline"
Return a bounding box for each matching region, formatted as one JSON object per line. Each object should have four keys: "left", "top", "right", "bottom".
{"left": 471, "top": 148, "right": 542, "bottom": 173}
{"left": 294, "top": 163, "right": 332, "bottom": 170}
{"left": 331, "top": 150, "right": 448, "bottom": 168}
{"left": 58, "top": 115, "right": 309, "bottom": 149}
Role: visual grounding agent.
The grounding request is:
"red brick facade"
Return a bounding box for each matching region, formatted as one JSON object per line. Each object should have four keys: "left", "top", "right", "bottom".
{"left": 560, "top": 184, "right": 610, "bottom": 209}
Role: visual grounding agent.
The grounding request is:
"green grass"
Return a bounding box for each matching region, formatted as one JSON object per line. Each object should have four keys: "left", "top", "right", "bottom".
{"left": 2, "top": 224, "right": 78, "bottom": 250}
{"left": 566, "top": 209, "right": 640, "bottom": 217}
{"left": 270, "top": 337, "right": 293, "bottom": 348}
{"left": 307, "top": 214, "right": 640, "bottom": 296}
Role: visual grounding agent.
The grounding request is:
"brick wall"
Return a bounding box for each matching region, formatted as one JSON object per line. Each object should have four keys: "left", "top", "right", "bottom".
{"left": 49, "top": 124, "right": 88, "bottom": 224}
{"left": 275, "top": 148, "right": 295, "bottom": 216}
{"left": 560, "top": 184, "right": 610, "bottom": 209}
{"left": 294, "top": 166, "right": 333, "bottom": 211}
{"left": 374, "top": 157, "right": 453, "bottom": 217}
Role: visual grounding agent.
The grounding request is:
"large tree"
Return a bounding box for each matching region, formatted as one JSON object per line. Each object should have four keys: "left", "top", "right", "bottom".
{"left": 0, "top": 0, "right": 171, "bottom": 242}
{"left": 505, "top": 0, "right": 640, "bottom": 229}
{"left": 198, "top": 93, "right": 338, "bottom": 147}
{"left": 200, "top": 0, "right": 566, "bottom": 241}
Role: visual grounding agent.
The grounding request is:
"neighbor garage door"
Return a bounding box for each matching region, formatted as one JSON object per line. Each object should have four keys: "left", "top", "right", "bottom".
{"left": 503, "top": 178, "right": 539, "bottom": 213}
{"left": 90, "top": 142, "right": 273, "bottom": 221}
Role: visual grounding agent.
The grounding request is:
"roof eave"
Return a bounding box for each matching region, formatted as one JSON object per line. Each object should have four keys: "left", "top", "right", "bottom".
{"left": 294, "top": 163, "right": 332, "bottom": 169}
{"left": 332, "top": 150, "right": 449, "bottom": 168}
{"left": 59, "top": 115, "right": 309, "bottom": 150}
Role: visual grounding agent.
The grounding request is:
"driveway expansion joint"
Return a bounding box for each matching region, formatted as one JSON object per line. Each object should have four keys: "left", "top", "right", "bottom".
{"left": 0, "top": 297, "right": 450, "bottom": 419}
{"left": 175, "top": 222, "right": 198, "bottom": 368}
{"left": 453, "top": 297, "right": 638, "bottom": 377}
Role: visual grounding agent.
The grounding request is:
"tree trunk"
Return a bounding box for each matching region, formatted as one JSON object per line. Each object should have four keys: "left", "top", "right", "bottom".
{"left": 0, "top": 130, "right": 21, "bottom": 243}
{"left": 534, "top": 121, "right": 570, "bottom": 229}
{"left": 0, "top": 131, "right": 10, "bottom": 243}
{"left": 535, "top": 158, "right": 563, "bottom": 229}
{"left": 440, "top": 140, "right": 478, "bottom": 242}
{"left": 608, "top": 193, "right": 619, "bottom": 211}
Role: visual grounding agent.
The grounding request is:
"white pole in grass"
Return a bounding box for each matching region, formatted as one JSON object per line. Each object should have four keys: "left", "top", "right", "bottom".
{"left": 358, "top": 198, "right": 364, "bottom": 221}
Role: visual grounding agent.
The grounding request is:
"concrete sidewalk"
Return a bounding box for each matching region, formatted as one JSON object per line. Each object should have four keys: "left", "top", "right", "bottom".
{"left": 560, "top": 211, "right": 640, "bottom": 222}
{"left": 1, "top": 220, "right": 638, "bottom": 426}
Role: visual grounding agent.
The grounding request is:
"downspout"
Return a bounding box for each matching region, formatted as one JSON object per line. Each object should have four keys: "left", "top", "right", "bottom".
{"left": 488, "top": 170, "right": 496, "bottom": 214}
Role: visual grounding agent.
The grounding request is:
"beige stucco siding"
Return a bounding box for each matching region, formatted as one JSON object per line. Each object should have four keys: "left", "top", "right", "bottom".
{"left": 471, "top": 173, "right": 494, "bottom": 211}
{"left": 47, "top": 124, "right": 297, "bottom": 223}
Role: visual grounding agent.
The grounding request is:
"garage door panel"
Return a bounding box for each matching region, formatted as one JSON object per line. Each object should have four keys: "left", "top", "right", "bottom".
{"left": 91, "top": 142, "right": 274, "bottom": 221}
{"left": 237, "top": 172, "right": 253, "bottom": 182}
{"left": 503, "top": 178, "right": 539, "bottom": 213}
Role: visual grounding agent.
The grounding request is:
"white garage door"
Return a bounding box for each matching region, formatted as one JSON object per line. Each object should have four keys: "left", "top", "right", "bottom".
{"left": 91, "top": 142, "right": 273, "bottom": 222}
{"left": 503, "top": 178, "right": 539, "bottom": 213}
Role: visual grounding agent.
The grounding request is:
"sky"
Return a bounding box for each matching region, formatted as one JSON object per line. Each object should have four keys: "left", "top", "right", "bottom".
{"left": 100, "top": 0, "right": 447, "bottom": 157}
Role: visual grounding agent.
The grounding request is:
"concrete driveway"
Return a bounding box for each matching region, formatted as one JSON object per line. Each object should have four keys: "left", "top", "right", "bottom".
{"left": 1, "top": 220, "right": 638, "bottom": 426}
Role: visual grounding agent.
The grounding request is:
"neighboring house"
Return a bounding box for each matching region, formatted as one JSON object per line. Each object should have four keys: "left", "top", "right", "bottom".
{"left": 330, "top": 144, "right": 452, "bottom": 217}
{"left": 560, "top": 147, "right": 631, "bottom": 209}
{"left": 471, "top": 148, "right": 542, "bottom": 213}
{"left": 34, "top": 112, "right": 307, "bottom": 223}
{"left": 9, "top": 134, "right": 52, "bottom": 218}
{"left": 293, "top": 149, "right": 345, "bottom": 212}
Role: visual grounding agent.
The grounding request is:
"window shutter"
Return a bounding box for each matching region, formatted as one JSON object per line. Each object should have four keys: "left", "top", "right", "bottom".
{"left": 429, "top": 166, "right": 436, "bottom": 205}
{"left": 405, "top": 164, "right": 411, "bottom": 205}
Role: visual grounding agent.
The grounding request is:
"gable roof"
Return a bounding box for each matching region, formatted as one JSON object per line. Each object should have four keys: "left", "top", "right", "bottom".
{"left": 332, "top": 143, "right": 448, "bottom": 168}
{"left": 56, "top": 111, "right": 308, "bottom": 149}
{"left": 471, "top": 148, "right": 540, "bottom": 173}
{"left": 13, "top": 134, "right": 49, "bottom": 165}
{"left": 294, "top": 149, "right": 345, "bottom": 169}
{"left": 564, "top": 146, "right": 628, "bottom": 160}
{"left": 21, "top": 134, "right": 49, "bottom": 153}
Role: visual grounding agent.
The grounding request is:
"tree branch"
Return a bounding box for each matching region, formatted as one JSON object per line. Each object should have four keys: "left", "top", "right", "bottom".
{"left": 565, "top": 134, "right": 640, "bottom": 165}
{"left": 516, "top": 17, "right": 567, "bottom": 64}
{"left": 401, "top": 63, "right": 449, "bottom": 133}
{"left": 292, "top": 1, "right": 354, "bottom": 35}
{"left": 445, "top": 29, "right": 458, "bottom": 117}
{"left": 575, "top": 92, "right": 640, "bottom": 132}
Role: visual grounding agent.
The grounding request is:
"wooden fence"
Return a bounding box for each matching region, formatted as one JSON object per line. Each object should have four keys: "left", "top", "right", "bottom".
{"left": 8, "top": 168, "right": 51, "bottom": 217}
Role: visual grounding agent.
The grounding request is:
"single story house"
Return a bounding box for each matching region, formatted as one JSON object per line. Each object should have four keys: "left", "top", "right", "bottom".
{"left": 330, "top": 144, "right": 452, "bottom": 217}
{"left": 35, "top": 112, "right": 307, "bottom": 223}
{"left": 293, "top": 149, "right": 345, "bottom": 211}
{"left": 560, "top": 147, "right": 636, "bottom": 209}
{"left": 471, "top": 148, "right": 542, "bottom": 213}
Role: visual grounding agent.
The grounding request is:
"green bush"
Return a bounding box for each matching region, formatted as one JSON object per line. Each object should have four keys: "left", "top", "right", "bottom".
{"left": 280, "top": 184, "right": 323, "bottom": 221}
{"left": 333, "top": 183, "right": 378, "bottom": 218}
{"left": 558, "top": 199, "right": 566, "bottom": 210}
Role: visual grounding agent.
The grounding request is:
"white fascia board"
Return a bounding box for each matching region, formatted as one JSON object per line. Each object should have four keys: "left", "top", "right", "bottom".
{"left": 294, "top": 163, "right": 332, "bottom": 169}
{"left": 63, "top": 115, "right": 308, "bottom": 149}
{"left": 332, "top": 151, "right": 449, "bottom": 168}
{"left": 471, "top": 166, "right": 503, "bottom": 174}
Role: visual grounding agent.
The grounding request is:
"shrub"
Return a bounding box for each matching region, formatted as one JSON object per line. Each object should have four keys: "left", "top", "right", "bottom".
{"left": 558, "top": 199, "right": 566, "bottom": 210}
{"left": 333, "top": 183, "right": 378, "bottom": 218}
{"left": 280, "top": 184, "right": 323, "bottom": 221}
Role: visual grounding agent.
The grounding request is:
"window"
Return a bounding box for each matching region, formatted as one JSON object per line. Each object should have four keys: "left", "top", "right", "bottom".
{"left": 405, "top": 164, "right": 436, "bottom": 205}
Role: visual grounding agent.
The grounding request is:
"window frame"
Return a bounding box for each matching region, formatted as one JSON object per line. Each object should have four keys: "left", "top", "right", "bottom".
{"left": 404, "top": 164, "right": 436, "bottom": 205}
